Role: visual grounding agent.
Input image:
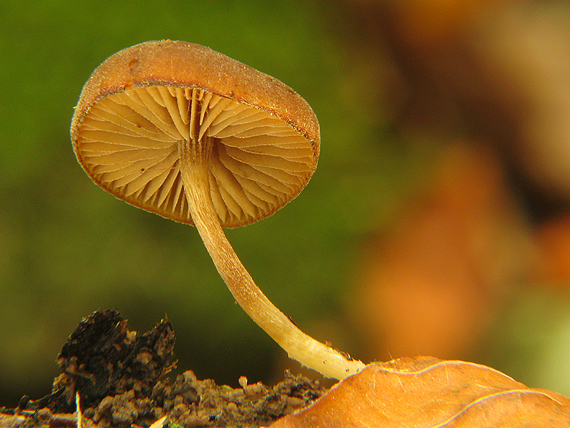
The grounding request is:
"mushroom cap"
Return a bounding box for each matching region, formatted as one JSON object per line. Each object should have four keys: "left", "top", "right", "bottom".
{"left": 71, "top": 40, "right": 320, "bottom": 228}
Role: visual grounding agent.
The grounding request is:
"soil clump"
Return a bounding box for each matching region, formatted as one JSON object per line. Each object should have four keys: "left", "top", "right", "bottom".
{"left": 0, "top": 309, "right": 326, "bottom": 427}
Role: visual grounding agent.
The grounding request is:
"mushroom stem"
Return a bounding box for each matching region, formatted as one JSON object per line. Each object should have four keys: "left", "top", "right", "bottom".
{"left": 178, "top": 143, "right": 364, "bottom": 380}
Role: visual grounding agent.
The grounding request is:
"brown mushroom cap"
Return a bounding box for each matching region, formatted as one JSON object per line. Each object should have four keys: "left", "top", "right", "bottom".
{"left": 71, "top": 40, "right": 320, "bottom": 228}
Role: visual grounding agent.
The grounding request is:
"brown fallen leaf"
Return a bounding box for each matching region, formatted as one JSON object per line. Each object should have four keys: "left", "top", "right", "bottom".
{"left": 270, "top": 356, "right": 570, "bottom": 428}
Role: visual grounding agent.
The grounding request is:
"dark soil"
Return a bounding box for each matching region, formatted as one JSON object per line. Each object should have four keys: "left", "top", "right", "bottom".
{"left": 0, "top": 309, "right": 326, "bottom": 428}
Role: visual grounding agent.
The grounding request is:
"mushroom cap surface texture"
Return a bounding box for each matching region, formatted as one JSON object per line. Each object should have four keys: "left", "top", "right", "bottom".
{"left": 71, "top": 40, "right": 320, "bottom": 228}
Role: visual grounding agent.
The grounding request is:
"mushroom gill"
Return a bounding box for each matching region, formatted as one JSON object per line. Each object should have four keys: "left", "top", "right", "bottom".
{"left": 76, "top": 86, "right": 315, "bottom": 227}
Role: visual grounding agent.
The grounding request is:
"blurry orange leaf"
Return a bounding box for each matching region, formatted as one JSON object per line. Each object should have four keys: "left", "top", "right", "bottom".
{"left": 271, "top": 356, "right": 570, "bottom": 427}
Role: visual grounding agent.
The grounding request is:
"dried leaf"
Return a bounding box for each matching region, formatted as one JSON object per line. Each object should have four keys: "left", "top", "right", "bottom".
{"left": 270, "top": 357, "right": 570, "bottom": 427}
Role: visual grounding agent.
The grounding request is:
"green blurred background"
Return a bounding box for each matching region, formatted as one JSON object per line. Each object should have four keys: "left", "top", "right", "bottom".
{"left": 3, "top": 0, "right": 570, "bottom": 408}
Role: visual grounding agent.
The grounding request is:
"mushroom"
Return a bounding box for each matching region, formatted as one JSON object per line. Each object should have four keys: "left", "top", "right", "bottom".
{"left": 70, "top": 40, "right": 365, "bottom": 379}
